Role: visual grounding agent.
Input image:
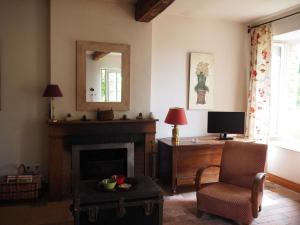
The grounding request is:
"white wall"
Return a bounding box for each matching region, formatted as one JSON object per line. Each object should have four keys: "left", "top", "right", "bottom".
{"left": 151, "top": 14, "right": 247, "bottom": 138}
{"left": 50, "top": 0, "right": 152, "bottom": 119}
{"left": 0, "top": 0, "right": 49, "bottom": 176}
{"left": 0, "top": 0, "right": 248, "bottom": 177}
{"left": 86, "top": 54, "right": 101, "bottom": 102}
{"left": 268, "top": 146, "right": 300, "bottom": 184}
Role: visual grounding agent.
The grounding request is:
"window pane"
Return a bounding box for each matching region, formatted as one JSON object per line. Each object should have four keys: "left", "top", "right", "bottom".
{"left": 108, "top": 72, "right": 117, "bottom": 102}
{"left": 270, "top": 36, "right": 300, "bottom": 141}
{"left": 294, "top": 44, "right": 300, "bottom": 139}
{"left": 100, "top": 69, "right": 106, "bottom": 101}
{"left": 117, "top": 72, "right": 122, "bottom": 102}
{"left": 269, "top": 44, "right": 282, "bottom": 136}
{"left": 284, "top": 43, "right": 300, "bottom": 139}
{"left": 297, "top": 76, "right": 300, "bottom": 107}
{"left": 296, "top": 44, "right": 300, "bottom": 108}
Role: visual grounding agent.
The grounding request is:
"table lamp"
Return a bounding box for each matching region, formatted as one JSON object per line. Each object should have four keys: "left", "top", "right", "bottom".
{"left": 165, "top": 107, "right": 187, "bottom": 144}
{"left": 43, "top": 84, "right": 63, "bottom": 122}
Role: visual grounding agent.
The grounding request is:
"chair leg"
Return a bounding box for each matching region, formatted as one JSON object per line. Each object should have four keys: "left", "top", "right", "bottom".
{"left": 197, "top": 210, "right": 203, "bottom": 218}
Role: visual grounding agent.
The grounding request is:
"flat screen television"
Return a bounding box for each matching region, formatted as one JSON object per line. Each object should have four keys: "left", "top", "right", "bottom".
{"left": 207, "top": 111, "right": 245, "bottom": 140}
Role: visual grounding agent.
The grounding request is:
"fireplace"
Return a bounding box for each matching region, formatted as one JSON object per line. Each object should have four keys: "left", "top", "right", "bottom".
{"left": 48, "top": 120, "right": 157, "bottom": 200}
{"left": 72, "top": 143, "right": 134, "bottom": 189}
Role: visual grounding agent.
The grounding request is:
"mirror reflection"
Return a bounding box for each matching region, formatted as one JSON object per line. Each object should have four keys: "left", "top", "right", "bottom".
{"left": 86, "top": 51, "right": 122, "bottom": 102}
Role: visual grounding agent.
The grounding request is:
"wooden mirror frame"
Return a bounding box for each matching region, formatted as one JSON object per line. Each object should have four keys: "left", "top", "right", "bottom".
{"left": 76, "top": 40, "right": 130, "bottom": 111}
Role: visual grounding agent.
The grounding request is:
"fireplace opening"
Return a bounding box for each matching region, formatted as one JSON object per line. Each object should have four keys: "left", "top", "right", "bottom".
{"left": 80, "top": 148, "right": 127, "bottom": 180}
{"left": 72, "top": 143, "right": 135, "bottom": 191}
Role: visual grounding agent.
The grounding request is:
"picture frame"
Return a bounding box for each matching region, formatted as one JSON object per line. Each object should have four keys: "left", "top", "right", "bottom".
{"left": 188, "top": 52, "right": 214, "bottom": 110}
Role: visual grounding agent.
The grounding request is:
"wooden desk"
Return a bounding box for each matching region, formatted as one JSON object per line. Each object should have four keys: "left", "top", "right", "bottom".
{"left": 158, "top": 136, "right": 253, "bottom": 194}
{"left": 158, "top": 136, "right": 225, "bottom": 194}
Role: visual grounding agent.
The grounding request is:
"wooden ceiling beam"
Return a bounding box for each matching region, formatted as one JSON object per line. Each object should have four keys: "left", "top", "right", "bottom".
{"left": 135, "top": 0, "right": 175, "bottom": 22}
{"left": 92, "top": 51, "right": 109, "bottom": 61}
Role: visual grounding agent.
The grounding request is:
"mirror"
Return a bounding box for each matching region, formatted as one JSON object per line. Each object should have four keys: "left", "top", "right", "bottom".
{"left": 86, "top": 51, "right": 122, "bottom": 103}
{"left": 76, "top": 41, "right": 130, "bottom": 111}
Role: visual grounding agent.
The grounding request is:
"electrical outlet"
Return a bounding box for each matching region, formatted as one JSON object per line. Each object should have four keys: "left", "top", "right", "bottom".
{"left": 24, "top": 164, "right": 41, "bottom": 174}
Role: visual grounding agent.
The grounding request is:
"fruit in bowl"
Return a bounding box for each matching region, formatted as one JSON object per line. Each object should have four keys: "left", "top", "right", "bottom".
{"left": 111, "top": 175, "right": 126, "bottom": 185}
{"left": 101, "top": 178, "right": 117, "bottom": 190}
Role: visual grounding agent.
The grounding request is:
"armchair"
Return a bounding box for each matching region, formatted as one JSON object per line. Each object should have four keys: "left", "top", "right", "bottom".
{"left": 195, "top": 141, "right": 267, "bottom": 225}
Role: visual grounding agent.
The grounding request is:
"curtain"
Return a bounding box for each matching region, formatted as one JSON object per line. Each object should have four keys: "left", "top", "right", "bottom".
{"left": 246, "top": 24, "right": 272, "bottom": 142}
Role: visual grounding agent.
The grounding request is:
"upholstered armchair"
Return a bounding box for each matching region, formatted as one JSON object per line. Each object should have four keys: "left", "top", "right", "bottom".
{"left": 195, "top": 141, "right": 268, "bottom": 225}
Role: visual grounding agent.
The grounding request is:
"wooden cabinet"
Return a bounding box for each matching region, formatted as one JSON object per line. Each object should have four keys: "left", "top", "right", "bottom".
{"left": 158, "top": 137, "right": 225, "bottom": 194}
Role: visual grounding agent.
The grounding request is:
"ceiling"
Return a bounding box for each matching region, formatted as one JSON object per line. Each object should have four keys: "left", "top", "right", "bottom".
{"left": 164, "top": 0, "right": 300, "bottom": 23}
{"left": 124, "top": 0, "right": 300, "bottom": 23}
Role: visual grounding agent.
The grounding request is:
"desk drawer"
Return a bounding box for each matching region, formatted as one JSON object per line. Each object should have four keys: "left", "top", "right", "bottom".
{"left": 177, "top": 167, "right": 220, "bottom": 186}
{"left": 177, "top": 146, "right": 222, "bottom": 179}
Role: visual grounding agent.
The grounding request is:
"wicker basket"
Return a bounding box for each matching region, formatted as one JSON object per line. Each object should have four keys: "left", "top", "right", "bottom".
{"left": 0, "top": 182, "right": 38, "bottom": 201}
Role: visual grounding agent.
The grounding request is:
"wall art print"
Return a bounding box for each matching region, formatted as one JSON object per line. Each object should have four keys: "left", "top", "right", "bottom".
{"left": 189, "top": 52, "right": 214, "bottom": 110}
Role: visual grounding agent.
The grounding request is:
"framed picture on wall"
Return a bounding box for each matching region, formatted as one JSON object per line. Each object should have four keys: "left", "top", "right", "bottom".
{"left": 188, "top": 52, "right": 214, "bottom": 110}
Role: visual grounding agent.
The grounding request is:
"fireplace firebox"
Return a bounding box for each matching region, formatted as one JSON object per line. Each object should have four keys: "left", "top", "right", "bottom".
{"left": 80, "top": 149, "right": 126, "bottom": 180}
{"left": 72, "top": 143, "right": 134, "bottom": 190}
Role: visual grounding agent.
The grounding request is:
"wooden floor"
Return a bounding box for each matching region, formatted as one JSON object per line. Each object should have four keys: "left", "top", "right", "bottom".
{"left": 0, "top": 181, "right": 299, "bottom": 225}
{"left": 164, "top": 181, "right": 300, "bottom": 225}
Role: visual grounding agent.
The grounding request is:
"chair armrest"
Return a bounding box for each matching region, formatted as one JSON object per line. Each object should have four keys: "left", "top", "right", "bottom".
{"left": 251, "top": 172, "right": 266, "bottom": 217}
{"left": 195, "top": 165, "right": 220, "bottom": 192}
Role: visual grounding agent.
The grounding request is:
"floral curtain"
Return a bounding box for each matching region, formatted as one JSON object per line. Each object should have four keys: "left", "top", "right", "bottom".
{"left": 245, "top": 24, "right": 272, "bottom": 142}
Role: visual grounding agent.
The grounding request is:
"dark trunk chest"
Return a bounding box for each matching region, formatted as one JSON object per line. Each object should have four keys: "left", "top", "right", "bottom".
{"left": 72, "top": 176, "right": 163, "bottom": 225}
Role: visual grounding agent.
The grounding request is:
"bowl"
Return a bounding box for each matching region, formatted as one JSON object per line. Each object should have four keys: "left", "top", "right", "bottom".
{"left": 111, "top": 175, "right": 126, "bottom": 185}
{"left": 101, "top": 178, "right": 117, "bottom": 190}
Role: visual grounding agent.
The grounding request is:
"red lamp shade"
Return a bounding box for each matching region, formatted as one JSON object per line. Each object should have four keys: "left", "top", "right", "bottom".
{"left": 42, "top": 84, "right": 63, "bottom": 97}
{"left": 165, "top": 107, "right": 187, "bottom": 125}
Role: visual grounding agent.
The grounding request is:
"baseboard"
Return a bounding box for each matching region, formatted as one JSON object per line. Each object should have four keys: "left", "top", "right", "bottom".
{"left": 267, "top": 173, "right": 300, "bottom": 193}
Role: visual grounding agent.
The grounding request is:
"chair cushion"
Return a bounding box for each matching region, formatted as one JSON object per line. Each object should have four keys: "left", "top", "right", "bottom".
{"left": 197, "top": 182, "right": 253, "bottom": 224}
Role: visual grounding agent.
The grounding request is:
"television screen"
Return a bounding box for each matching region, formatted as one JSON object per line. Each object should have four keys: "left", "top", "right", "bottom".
{"left": 207, "top": 112, "right": 245, "bottom": 139}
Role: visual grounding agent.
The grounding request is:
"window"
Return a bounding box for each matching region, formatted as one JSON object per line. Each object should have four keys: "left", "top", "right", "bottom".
{"left": 100, "top": 68, "right": 122, "bottom": 102}
{"left": 270, "top": 30, "right": 300, "bottom": 143}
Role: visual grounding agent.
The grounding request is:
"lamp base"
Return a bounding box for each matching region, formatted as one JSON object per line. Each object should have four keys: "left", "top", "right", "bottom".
{"left": 171, "top": 125, "right": 180, "bottom": 144}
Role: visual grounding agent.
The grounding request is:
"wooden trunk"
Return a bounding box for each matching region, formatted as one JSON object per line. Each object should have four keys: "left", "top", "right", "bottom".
{"left": 72, "top": 176, "right": 163, "bottom": 225}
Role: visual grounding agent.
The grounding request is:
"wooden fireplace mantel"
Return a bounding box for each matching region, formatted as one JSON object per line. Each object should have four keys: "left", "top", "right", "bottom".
{"left": 48, "top": 119, "right": 157, "bottom": 201}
